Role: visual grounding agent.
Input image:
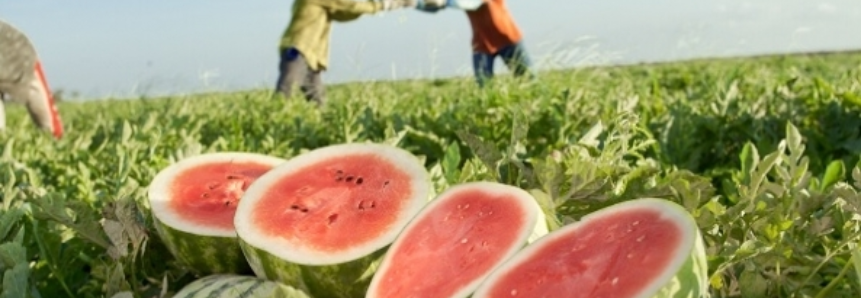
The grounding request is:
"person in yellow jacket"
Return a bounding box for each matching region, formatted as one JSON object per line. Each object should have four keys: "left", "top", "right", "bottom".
{"left": 274, "top": 0, "right": 443, "bottom": 106}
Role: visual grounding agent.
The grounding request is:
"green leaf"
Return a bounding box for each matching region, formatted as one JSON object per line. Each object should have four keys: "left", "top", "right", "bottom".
{"left": 821, "top": 160, "right": 846, "bottom": 191}
{"left": 739, "top": 142, "right": 759, "bottom": 184}
{"left": 739, "top": 269, "right": 769, "bottom": 298}
{"left": 441, "top": 142, "right": 461, "bottom": 185}
{"left": 785, "top": 122, "right": 803, "bottom": 155}
{"left": 578, "top": 121, "right": 603, "bottom": 148}
{"left": 110, "top": 292, "right": 134, "bottom": 298}
{"left": 0, "top": 241, "right": 25, "bottom": 269}
{"left": 27, "top": 192, "right": 112, "bottom": 250}
{"left": 0, "top": 208, "right": 23, "bottom": 242}
{"left": 852, "top": 243, "right": 861, "bottom": 294}
{"left": 455, "top": 130, "right": 502, "bottom": 180}
{"left": 0, "top": 263, "right": 29, "bottom": 298}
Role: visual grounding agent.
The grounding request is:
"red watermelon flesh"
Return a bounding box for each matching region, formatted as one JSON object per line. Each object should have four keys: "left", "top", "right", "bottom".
{"left": 252, "top": 153, "right": 412, "bottom": 252}
{"left": 147, "top": 152, "right": 287, "bottom": 275}
{"left": 234, "top": 143, "right": 433, "bottom": 298}
{"left": 170, "top": 162, "right": 273, "bottom": 231}
{"left": 366, "top": 182, "right": 545, "bottom": 298}
{"left": 474, "top": 202, "right": 690, "bottom": 298}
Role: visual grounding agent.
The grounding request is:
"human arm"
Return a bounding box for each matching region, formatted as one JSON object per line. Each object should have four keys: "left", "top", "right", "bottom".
{"left": 311, "top": 0, "right": 416, "bottom": 21}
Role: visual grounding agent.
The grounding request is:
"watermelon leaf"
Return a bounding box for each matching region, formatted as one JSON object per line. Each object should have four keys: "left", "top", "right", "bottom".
{"left": 441, "top": 142, "right": 461, "bottom": 185}
{"left": 109, "top": 292, "right": 133, "bottom": 298}
{"left": 456, "top": 129, "right": 502, "bottom": 181}
{"left": 0, "top": 263, "right": 28, "bottom": 298}
{"left": 26, "top": 192, "right": 112, "bottom": 250}
{"left": 0, "top": 209, "right": 23, "bottom": 242}
{"left": 852, "top": 243, "right": 861, "bottom": 295}
{"left": 820, "top": 160, "right": 845, "bottom": 191}
{"left": 739, "top": 269, "right": 768, "bottom": 298}
{"left": 0, "top": 231, "right": 28, "bottom": 298}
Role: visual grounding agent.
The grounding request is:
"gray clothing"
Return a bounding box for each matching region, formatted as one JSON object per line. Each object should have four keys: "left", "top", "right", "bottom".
{"left": 0, "top": 19, "right": 62, "bottom": 137}
{"left": 274, "top": 47, "right": 325, "bottom": 106}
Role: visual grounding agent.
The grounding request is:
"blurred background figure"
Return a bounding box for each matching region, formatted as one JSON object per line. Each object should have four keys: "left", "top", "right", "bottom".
{"left": 0, "top": 18, "right": 64, "bottom": 139}
{"left": 418, "top": 0, "right": 535, "bottom": 87}
{"left": 274, "top": 0, "right": 422, "bottom": 106}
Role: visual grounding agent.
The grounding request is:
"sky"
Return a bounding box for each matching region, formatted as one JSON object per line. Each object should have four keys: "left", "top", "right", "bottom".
{"left": 1, "top": 0, "right": 860, "bottom": 100}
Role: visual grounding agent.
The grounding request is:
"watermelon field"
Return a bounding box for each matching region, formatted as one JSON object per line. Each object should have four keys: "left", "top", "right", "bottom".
{"left": 2, "top": 49, "right": 861, "bottom": 298}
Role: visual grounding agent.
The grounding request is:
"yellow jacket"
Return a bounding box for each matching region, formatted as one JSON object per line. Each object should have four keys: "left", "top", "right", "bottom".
{"left": 280, "top": 0, "right": 384, "bottom": 71}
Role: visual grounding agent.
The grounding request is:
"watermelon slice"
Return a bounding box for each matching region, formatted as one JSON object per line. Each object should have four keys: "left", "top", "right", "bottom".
{"left": 147, "top": 152, "right": 287, "bottom": 276}
{"left": 366, "top": 181, "right": 549, "bottom": 298}
{"left": 233, "top": 143, "right": 432, "bottom": 298}
{"left": 173, "top": 274, "right": 311, "bottom": 298}
{"left": 471, "top": 198, "right": 709, "bottom": 298}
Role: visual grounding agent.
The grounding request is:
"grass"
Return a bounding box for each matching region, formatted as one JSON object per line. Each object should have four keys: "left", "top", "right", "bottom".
{"left": 1, "top": 49, "right": 861, "bottom": 297}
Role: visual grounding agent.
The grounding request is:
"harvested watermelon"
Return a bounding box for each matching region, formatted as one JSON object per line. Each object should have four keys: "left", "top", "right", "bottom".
{"left": 472, "top": 198, "right": 709, "bottom": 298}
{"left": 173, "top": 274, "right": 310, "bottom": 298}
{"left": 234, "top": 143, "right": 432, "bottom": 298}
{"left": 147, "top": 152, "right": 286, "bottom": 276}
{"left": 366, "top": 181, "right": 549, "bottom": 298}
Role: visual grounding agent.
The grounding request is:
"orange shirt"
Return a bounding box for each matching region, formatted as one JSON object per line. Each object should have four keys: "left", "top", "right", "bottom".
{"left": 465, "top": 0, "right": 523, "bottom": 54}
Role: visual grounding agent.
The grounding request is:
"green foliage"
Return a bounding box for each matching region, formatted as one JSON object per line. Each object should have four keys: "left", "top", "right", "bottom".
{"left": 0, "top": 51, "right": 860, "bottom": 297}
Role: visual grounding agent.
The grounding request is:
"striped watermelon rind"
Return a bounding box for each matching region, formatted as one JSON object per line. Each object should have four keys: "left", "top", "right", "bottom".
{"left": 147, "top": 152, "right": 287, "bottom": 276}
{"left": 152, "top": 217, "right": 252, "bottom": 276}
{"left": 173, "top": 274, "right": 311, "bottom": 298}
{"left": 238, "top": 242, "right": 386, "bottom": 298}
{"left": 234, "top": 143, "right": 433, "bottom": 298}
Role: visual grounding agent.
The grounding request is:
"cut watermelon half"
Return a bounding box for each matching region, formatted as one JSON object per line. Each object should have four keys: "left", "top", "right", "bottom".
{"left": 471, "top": 198, "right": 709, "bottom": 298}
{"left": 234, "top": 142, "right": 432, "bottom": 298}
{"left": 147, "top": 152, "right": 286, "bottom": 276}
{"left": 366, "top": 181, "right": 549, "bottom": 298}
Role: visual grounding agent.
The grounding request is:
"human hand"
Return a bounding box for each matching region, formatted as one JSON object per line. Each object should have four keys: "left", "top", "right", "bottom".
{"left": 416, "top": 0, "right": 447, "bottom": 11}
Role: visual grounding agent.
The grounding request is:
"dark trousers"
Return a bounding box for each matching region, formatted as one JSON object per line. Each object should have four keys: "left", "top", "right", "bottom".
{"left": 472, "top": 41, "right": 535, "bottom": 87}
{"left": 274, "top": 47, "right": 325, "bottom": 105}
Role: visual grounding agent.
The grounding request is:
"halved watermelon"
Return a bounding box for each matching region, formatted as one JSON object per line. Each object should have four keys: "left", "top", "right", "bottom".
{"left": 366, "top": 181, "right": 549, "bottom": 298}
{"left": 234, "top": 143, "right": 432, "bottom": 298}
{"left": 471, "top": 198, "right": 709, "bottom": 298}
{"left": 147, "top": 152, "right": 286, "bottom": 276}
{"left": 173, "top": 274, "right": 310, "bottom": 298}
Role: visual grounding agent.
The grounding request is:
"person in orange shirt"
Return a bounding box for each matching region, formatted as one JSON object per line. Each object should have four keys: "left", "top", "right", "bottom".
{"left": 418, "top": 0, "right": 535, "bottom": 87}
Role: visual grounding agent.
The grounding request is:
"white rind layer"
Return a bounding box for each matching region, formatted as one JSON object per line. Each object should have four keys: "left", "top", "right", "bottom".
{"left": 234, "top": 143, "right": 432, "bottom": 266}
{"left": 148, "top": 152, "right": 287, "bottom": 238}
{"left": 366, "top": 181, "right": 547, "bottom": 298}
{"left": 471, "top": 198, "right": 699, "bottom": 298}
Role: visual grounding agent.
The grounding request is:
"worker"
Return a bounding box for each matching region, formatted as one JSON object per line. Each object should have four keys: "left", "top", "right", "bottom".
{"left": 0, "top": 19, "right": 64, "bottom": 139}
{"left": 274, "top": 0, "right": 442, "bottom": 105}
{"left": 417, "top": 0, "right": 536, "bottom": 87}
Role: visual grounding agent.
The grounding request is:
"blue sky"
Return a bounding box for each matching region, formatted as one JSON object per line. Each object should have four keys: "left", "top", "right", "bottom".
{"left": 2, "top": 0, "right": 860, "bottom": 100}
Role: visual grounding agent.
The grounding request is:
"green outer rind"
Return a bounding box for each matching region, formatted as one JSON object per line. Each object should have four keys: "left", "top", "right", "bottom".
{"left": 153, "top": 215, "right": 251, "bottom": 276}
{"left": 239, "top": 238, "right": 386, "bottom": 298}
{"left": 471, "top": 198, "right": 709, "bottom": 298}
{"left": 173, "top": 274, "right": 312, "bottom": 298}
